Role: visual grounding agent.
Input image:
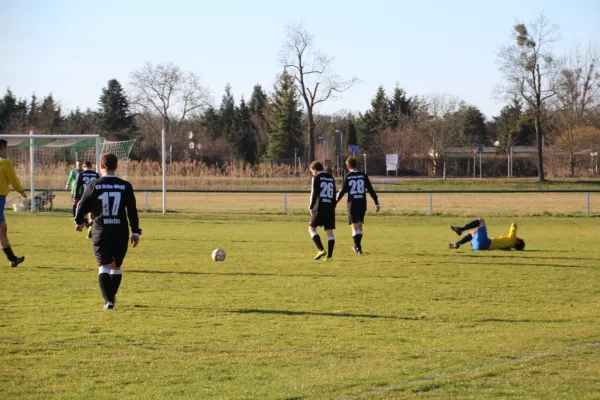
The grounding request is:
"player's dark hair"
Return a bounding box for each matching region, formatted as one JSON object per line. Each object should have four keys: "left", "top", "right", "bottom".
{"left": 0, "top": 139, "right": 7, "bottom": 150}
{"left": 514, "top": 238, "right": 525, "bottom": 251}
{"left": 310, "top": 161, "right": 324, "bottom": 172}
{"left": 346, "top": 157, "right": 358, "bottom": 169}
{"left": 83, "top": 160, "right": 92, "bottom": 168}
{"left": 100, "top": 153, "right": 118, "bottom": 171}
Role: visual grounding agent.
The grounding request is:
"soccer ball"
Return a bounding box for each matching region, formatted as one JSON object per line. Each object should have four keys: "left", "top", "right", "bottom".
{"left": 212, "top": 248, "right": 226, "bottom": 262}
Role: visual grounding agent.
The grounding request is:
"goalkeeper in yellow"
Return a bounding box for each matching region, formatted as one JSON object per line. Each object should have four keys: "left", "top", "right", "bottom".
{"left": 0, "top": 139, "right": 27, "bottom": 267}
{"left": 448, "top": 218, "right": 525, "bottom": 251}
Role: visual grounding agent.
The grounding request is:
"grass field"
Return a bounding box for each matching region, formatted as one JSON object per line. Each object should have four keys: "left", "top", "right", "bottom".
{"left": 1, "top": 210, "right": 600, "bottom": 399}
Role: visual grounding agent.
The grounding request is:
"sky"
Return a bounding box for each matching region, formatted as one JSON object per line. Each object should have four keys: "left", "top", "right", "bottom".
{"left": 1, "top": 0, "right": 599, "bottom": 120}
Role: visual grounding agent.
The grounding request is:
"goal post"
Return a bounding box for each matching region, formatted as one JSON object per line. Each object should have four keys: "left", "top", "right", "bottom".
{"left": 1, "top": 132, "right": 135, "bottom": 212}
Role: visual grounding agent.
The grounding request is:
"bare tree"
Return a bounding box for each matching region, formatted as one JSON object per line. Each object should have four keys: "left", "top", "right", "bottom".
{"left": 496, "top": 14, "right": 561, "bottom": 181}
{"left": 279, "top": 22, "right": 358, "bottom": 162}
{"left": 420, "top": 94, "right": 464, "bottom": 177}
{"left": 554, "top": 43, "right": 600, "bottom": 176}
{"left": 129, "top": 62, "right": 211, "bottom": 139}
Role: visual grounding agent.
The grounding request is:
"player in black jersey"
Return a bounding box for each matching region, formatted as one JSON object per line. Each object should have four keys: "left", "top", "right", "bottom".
{"left": 308, "top": 161, "right": 336, "bottom": 261}
{"left": 336, "top": 157, "right": 380, "bottom": 255}
{"left": 73, "top": 161, "right": 100, "bottom": 238}
{"left": 74, "top": 153, "right": 141, "bottom": 310}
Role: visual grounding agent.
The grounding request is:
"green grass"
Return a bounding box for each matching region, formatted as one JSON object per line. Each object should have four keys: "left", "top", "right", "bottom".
{"left": 1, "top": 211, "right": 600, "bottom": 399}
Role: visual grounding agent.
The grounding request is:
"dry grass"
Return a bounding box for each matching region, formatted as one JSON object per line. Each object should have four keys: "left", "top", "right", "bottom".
{"left": 21, "top": 191, "right": 597, "bottom": 217}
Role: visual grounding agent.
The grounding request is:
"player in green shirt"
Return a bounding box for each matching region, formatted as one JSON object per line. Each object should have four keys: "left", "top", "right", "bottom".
{"left": 65, "top": 161, "right": 81, "bottom": 217}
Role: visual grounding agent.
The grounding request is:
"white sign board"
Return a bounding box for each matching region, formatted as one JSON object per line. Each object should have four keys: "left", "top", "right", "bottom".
{"left": 386, "top": 154, "right": 399, "bottom": 176}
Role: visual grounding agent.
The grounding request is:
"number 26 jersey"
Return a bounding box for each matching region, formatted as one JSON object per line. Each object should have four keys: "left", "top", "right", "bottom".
{"left": 75, "top": 175, "right": 140, "bottom": 237}
{"left": 309, "top": 172, "right": 337, "bottom": 211}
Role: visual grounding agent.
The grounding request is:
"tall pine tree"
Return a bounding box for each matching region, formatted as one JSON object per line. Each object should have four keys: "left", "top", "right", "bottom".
{"left": 232, "top": 98, "right": 258, "bottom": 164}
{"left": 98, "top": 79, "right": 135, "bottom": 140}
{"left": 248, "top": 84, "right": 269, "bottom": 159}
{"left": 220, "top": 84, "right": 236, "bottom": 142}
{"left": 267, "top": 71, "right": 303, "bottom": 161}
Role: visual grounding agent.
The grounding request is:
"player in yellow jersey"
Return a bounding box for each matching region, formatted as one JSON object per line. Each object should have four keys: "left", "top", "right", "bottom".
{"left": 448, "top": 218, "right": 525, "bottom": 251}
{"left": 0, "top": 139, "right": 28, "bottom": 267}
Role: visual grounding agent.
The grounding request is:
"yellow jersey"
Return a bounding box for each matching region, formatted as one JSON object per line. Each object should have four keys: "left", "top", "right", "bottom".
{"left": 0, "top": 157, "right": 25, "bottom": 196}
{"left": 487, "top": 223, "right": 518, "bottom": 250}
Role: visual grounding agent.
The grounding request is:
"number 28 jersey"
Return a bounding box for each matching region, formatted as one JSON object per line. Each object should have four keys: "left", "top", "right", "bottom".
{"left": 75, "top": 175, "right": 140, "bottom": 237}
{"left": 309, "top": 172, "right": 337, "bottom": 211}
{"left": 336, "top": 170, "right": 379, "bottom": 208}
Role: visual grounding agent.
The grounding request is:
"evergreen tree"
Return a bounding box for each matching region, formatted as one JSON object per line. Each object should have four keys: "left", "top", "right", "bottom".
{"left": 232, "top": 98, "right": 258, "bottom": 164}
{"left": 200, "top": 106, "right": 222, "bottom": 140}
{"left": 494, "top": 98, "right": 535, "bottom": 149}
{"left": 38, "top": 94, "right": 62, "bottom": 133}
{"left": 0, "top": 89, "right": 18, "bottom": 133}
{"left": 457, "top": 105, "right": 488, "bottom": 145}
{"left": 248, "top": 84, "right": 270, "bottom": 159}
{"left": 98, "top": 79, "right": 135, "bottom": 140}
{"left": 220, "top": 84, "right": 235, "bottom": 142}
{"left": 28, "top": 94, "right": 39, "bottom": 128}
{"left": 358, "top": 86, "right": 390, "bottom": 150}
{"left": 389, "top": 86, "right": 414, "bottom": 129}
{"left": 346, "top": 119, "right": 358, "bottom": 150}
{"left": 267, "top": 71, "right": 303, "bottom": 161}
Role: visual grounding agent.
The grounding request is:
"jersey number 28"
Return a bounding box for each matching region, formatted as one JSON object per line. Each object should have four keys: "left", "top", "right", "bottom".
{"left": 349, "top": 179, "right": 365, "bottom": 195}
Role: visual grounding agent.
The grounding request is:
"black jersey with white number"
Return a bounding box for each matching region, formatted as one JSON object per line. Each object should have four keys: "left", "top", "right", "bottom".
{"left": 74, "top": 170, "right": 100, "bottom": 198}
{"left": 336, "top": 170, "right": 379, "bottom": 207}
{"left": 74, "top": 175, "right": 140, "bottom": 237}
{"left": 309, "top": 171, "right": 336, "bottom": 211}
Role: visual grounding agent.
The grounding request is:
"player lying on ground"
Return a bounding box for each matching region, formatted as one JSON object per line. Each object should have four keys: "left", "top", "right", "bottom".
{"left": 335, "top": 156, "right": 380, "bottom": 255}
{"left": 448, "top": 218, "right": 525, "bottom": 250}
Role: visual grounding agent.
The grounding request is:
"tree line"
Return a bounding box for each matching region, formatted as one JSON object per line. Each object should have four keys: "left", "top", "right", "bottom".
{"left": 1, "top": 15, "right": 599, "bottom": 179}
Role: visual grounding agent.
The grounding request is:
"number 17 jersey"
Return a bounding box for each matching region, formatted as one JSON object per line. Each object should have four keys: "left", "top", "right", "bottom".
{"left": 75, "top": 175, "right": 140, "bottom": 238}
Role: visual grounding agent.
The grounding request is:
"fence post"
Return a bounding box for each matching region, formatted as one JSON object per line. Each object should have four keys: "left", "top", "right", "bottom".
{"left": 429, "top": 192, "right": 433, "bottom": 215}
{"left": 283, "top": 192, "right": 287, "bottom": 214}
{"left": 144, "top": 192, "right": 149, "bottom": 212}
{"left": 586, "top": 192, "right": 590, "bottom": 216}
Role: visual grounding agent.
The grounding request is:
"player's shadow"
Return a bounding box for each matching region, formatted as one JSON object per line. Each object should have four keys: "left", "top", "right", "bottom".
{"left": 230, "top": 308, "right": 421, "bottom": 321}
{"left": 435, "top": 260, "right": 590, "bottom": 268}
{"left": 127, "top": 269, "right": 410, "bottom": 280}
{"left": 459, "top": 254, "right": 599, "bottom": 262}
{"left": 127, "top": 269, "right": 340, "bottom": 279}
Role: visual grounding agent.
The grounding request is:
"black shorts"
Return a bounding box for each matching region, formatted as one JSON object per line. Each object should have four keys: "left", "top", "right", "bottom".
{"left": 92, "top": 236, "right": 129, "bottom": 268}
{"left": 309, "top": 208, "right": 335, "bottom": 230}
{"left": 347, "top": 202, "right": 366, "bottom": 224}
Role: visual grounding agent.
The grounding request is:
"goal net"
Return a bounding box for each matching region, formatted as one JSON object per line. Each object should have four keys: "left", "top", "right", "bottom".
{"left": 2, "top": 134, "right": 135, "bottom": 211}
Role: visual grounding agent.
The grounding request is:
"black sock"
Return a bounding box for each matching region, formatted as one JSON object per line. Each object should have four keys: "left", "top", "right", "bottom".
{"left": 312, "top": 234, "right": 324, "bottom": 251}
{"left": 72, "top": 204, "right": 77, "bottom": 218}
{"left": 327, "top": 238, "right": 335, "bottom": 258}
{"left": 460, "top": 220, "right": 481, "bottom": 231}
{"left": 98, "top": 273, "right": 113, "bottom": 304}
{"left": 353, "top": 234, "right": 360, "bottom": 249}
{"left": 456, "top": 233, "right": 473, "bottom": 246}
{"left": 110, "top": 272, "right": 122, "bottom": 302}
{"left": 356, "top": 233, "right": 363, "bottom": 251}
{"left": 3, "top": 247, "right": 16, "bottom": 262}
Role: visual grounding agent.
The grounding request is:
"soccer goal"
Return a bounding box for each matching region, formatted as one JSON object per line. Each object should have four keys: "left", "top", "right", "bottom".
{"left": 1, "top": 132, "right": 136, "bottom": 212}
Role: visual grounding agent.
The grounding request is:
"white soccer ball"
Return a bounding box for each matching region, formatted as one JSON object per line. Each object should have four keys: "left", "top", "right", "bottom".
{"left": 212, "top": 248, "right": 226, "bottom": 262}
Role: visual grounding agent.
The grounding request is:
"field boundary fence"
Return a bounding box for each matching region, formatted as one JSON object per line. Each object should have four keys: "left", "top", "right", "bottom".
{"left": 132, "top": 189, "right": 600, "bottom": 216}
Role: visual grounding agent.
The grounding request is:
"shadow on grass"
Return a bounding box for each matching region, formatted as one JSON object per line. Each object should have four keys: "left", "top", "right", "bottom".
{"left": 230, "top": 308, "right": 421, "bottom": 320}
{"left": 435, "top": 260, "right": 589, "bottom": 268}
{"left": 458, "top": 254, "right": 599, "bottom": 262}
{"left": 126, "top": 269, "right": 410, "bottom": 280}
